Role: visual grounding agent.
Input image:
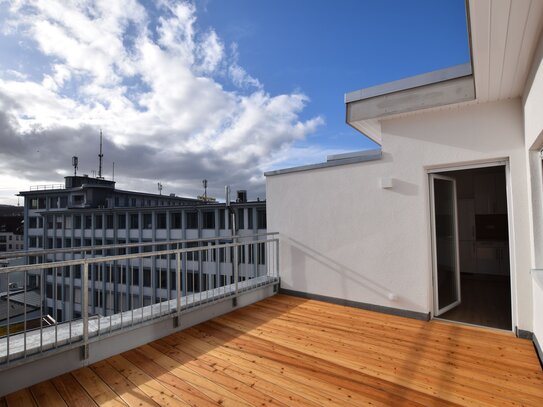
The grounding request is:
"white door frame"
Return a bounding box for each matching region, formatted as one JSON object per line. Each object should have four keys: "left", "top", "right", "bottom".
{"left": 429, "top": 174, "right": 461, "bottom": 316}
{"left": 427, "top": 159, "right": 515, "bottom": 331}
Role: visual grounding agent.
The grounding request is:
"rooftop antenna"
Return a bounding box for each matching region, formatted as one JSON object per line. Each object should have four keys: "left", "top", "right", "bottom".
{"left": 157, "top": 182, "right": 163, "bottom": 195}
{"left": 72, "top": 156, "right": 78, "bottom": 176}
{"left": 203, "top": 179, "right": 208, "bottom": 202}
{"left": 98, "top": 129, "right": 104, "bottom": 179}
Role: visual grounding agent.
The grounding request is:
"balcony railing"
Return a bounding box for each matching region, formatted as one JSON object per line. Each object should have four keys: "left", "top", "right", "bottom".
{"left": 0, "top": 234, "right": 279, "bottom": 368}
{"left": 28, "top": 184, "right": 65, "bottom": 191}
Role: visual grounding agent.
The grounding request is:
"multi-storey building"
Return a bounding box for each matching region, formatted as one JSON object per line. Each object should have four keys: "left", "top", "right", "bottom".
{"left": 18, "top": 175, "right": 267, "bottom": 322}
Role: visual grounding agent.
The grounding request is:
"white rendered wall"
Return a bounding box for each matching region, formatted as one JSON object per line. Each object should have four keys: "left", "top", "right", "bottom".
{"left": 524, "top": 28, "right": 543, "bottom": 342}
{"left": 267, "top": 98, "right": 533, "bottom": 330}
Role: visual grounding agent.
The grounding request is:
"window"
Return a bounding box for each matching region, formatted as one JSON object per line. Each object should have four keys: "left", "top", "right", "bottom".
{"left": 74, "top": 215, "right": 82, "bottom": 229}
{"left": 106, "top": 214, "right": 114, "bottom": 229}
{"left": 38, "top": 198, "right": 46, "bottom": 209}
{"left": 143, "top": 213, "right": 152, "bottom": 229}
{"left": 74, "top": 238, "right": 81, "bottom": 247}
{"left": 186, "top": 242, "right": 199, "bottom": 261}
{"left": 29, "top": 236, "right": 37, "bottom": 248}
{"left": 257, "top": 209, "right": 266, "bottom": 229}
{"left": 117, "top": 214, "right": 126, "bottom": 229}
{"left": 156, "top": 213, "right": 167, "bottom": 229}
{"left": 59, "top": 196, "right": 67, "bottom": 208}
{"left": 64, "top": 238, "right": 71, "bottom": 248}
{"left": 219, "top": 209, "right": 226, "bottom": 229}
{"left": 171, "top": 212, "right": 182, "bottom": 229}
{"left": 130, "top": 214, "right": 139, "bottom": 229}
{"left": 29, "top": 217, "right": 37, "bottom": 228}
{"left": 55, "top": 215, "right": 62, "bottom": 229}
{"left": 49, "top": 197, "right": 58, "bottom": 209}
{"left": 65, "top": 215, "right": 72, "bottom": 229}
{"left": 95, "top": 214, "right": 103, "bottom": 229}
{"left": 186, "top": 211, "right": 198, "bottom": 229}
{"left": 237, "top": 208, "right": 244, "bottom": 230}
{"left": 56, "top": 238, "right": 62, "bottom": 248}
{"left": 30, "top": 198, "right": 38, "bottom": 209}
{"left": 85, "top": 215, "right": 92, "bottom": 229}
{"left": 73, "top": 194, "right": 84, "bottom": 205}
{"left": 203, "top": 211, "right": 215, "bottom": 229}
{"left": 143, "top": 268, "right": 152, "bottom": 287}
{"left": 248, "top": 209, "right": 254, "bottom": 230}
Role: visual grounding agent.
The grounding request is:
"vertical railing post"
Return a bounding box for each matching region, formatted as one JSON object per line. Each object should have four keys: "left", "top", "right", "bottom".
{"left": 81, "top": 261, "right": 89, "bottom": 360}
{"left": 175, "top": 251, "right": 181, "bottom": 327}
{"left": 233, "top": 240, "right": 239, "bottom": 307}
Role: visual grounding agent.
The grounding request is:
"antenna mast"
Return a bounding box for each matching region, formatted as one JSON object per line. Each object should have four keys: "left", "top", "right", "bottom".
{"left": 98, "top": 129, "right": 104, "bottom": 179}
{"left": 72, "top": 156, "right": 78, "bottom": 176}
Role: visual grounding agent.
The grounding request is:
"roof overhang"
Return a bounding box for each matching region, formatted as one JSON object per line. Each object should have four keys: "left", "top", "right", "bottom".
{"left": 345, "top": 64, "right": 475, "bottom": 144}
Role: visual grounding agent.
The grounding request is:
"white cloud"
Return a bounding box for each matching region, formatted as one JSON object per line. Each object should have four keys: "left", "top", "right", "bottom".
{"left": 0, "top": 0, "right": 325, "bottom": 204}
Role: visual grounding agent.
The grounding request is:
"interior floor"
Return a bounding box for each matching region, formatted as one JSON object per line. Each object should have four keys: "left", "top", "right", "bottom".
{"left": 439, "top": 273, "right": 511, "bottom": 330}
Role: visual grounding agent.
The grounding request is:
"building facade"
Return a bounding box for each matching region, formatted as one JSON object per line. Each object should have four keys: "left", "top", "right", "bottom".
{"left": 18, "top": 176, "right": 267, "bottom": 322}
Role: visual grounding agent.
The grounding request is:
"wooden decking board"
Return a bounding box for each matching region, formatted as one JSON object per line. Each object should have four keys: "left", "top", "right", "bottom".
{"left": 220, "top": 307, "right": 543, "bottom": 394}
{"left": 29, "top": 381, "right": 67, "bottom": 407}
{"left": 50, "top": 374, "right": 98, "bottom": 407}
{"left": 181, "top": 325, "right": 435, "bottom": 407}
{"left": 90, "top": 360, "right": 160, "bottom": 407}
{"left": 257, "top": 298, "right": 534, "bottom": 356}
{"left": 148, "top": 340, "right": 288, "bottom": 407}
{"left": 4, "top": 389, "right": 37, "bottom": 407}
{"left": 212, "top": 313, "right": 534, "bottom": 406}
{"left": 105, "top": 355, "right": 190, "bottom": 407}
{"left": 3, "top": 294, "right": 543, "bottom": 406}
{"left": 249, "top": 303, "right": 542, "bottom": 378}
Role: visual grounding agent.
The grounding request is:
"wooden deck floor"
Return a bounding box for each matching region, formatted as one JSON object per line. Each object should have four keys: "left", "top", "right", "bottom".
{"left": 2, "top": 294, "right": 543, "bottom": 406}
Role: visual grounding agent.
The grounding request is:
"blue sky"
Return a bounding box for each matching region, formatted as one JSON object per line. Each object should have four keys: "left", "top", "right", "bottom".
{"left": 0, "top": 0, "right": 469, "bottom": 204}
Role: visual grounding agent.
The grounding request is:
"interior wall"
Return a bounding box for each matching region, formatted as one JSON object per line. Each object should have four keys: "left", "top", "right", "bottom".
{"left": 267, "top": 98, "right": 532, "bottom": 330}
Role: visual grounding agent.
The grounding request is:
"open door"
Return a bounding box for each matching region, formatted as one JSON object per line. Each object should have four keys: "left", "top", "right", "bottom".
{"left": 430, "top": 174, "right": 461, "bottom": 316}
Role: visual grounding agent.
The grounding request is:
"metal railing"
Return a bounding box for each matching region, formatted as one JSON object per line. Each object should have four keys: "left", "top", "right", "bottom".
{"left": 0, "top": 232, "right": 278, "bottom": 260}
{"left": 0, "top": 235, "right": 279, "bottom": 367}
{"left": 28, "top": 184, "right": 65, "bottom": 191}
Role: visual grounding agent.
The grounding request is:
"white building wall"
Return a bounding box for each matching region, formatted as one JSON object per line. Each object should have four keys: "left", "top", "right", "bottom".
{"left": 267, "top": 98, "right": 533, "bottom": 330}
{"left": 523, "top": 27, "right": 543, "bottom": 344}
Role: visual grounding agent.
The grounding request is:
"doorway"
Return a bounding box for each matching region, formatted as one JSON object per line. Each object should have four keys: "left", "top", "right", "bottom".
{"left": 430, "top": 165, "right": 512, "bottom": 330}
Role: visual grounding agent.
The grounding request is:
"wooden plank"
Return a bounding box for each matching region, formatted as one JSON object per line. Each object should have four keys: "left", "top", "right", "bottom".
{"left": 51, "top": 374, "right": 97, "bottom": 407}
{"left": 124, "top": 346, "right": 253, "bottom": 407}
{"left": 147, "top": 341, "right": 288, "bottom": 407}
{"left": 0, "top": 398, "right": 7, "bottom": 407}
{"left": 71, "top": 368, "right": 127, "bottom": 407}
{"left": 157, "top": 332, "right": 426, "bottom": 407}
{"left": 29, "top": 381, "right": 67, "bottom": 407}
{"left": 90, "top": 360, "right": 160, "bottom": 407}
{"left": 179, "top": 325, "right": 452, "bottom": 407}
{"left": 4, "top": 389, "right": 36, "bottom": 407}
{"left": 149, "top": 339, "right": 319, "bottom": 407}
{"left": 108, "top": 355, "right": 209, "bottom": 406}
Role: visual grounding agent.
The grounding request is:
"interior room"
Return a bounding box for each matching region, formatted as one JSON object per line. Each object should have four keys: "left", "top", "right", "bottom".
{"left": 432, "top": 165, "right": 511, "bottom": 330}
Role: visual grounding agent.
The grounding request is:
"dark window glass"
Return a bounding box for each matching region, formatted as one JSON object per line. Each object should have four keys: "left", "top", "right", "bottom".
{"left": 171, "top": 212, "right": 182, "bottom": 229}
{"left": 248, "top": 209, "right": 254, "bottom": 230}
{"left": 74, "top": 215, "right": 82, "bottom": 229}
{"left": 130, "top": 214, "right": 139, "bottom": 229}
{"left": 186, "top": 211, "right": 198, "bottom": 229}
{"left": 203, "top": 211, "right": 215, "bottom": 229}
{"left": 257, "top": 209, "right": 267, "bottom": 229}
{"left": 85, "top": 215, "right": 92, "bottom": 229}
{"left": 237, "top": 208, "right": 244, "bottom": 230}
{"left": 106, "top": 214, "right": 114, "bottom": 229}
{"left": 156, "top": 213, "right": 167, "bottom": 229}
{"left": 143, "top": 213, "right": 152, "bottom": 229}
{"left": 219, "top": 209, "right": 226, "bottom": 229}
{"left": 95, "top": 214, "right": 103, "bottom": 229}
{"left": 117, "top": 214, "right": 126, "bottom": 229}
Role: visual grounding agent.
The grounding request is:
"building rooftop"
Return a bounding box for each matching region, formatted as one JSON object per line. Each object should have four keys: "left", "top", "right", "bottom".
{"left": 2, "top": 294, "right": 542, "bottom": 406}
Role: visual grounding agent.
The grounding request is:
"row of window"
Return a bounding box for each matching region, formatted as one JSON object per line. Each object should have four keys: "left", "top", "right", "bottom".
{"left": 30, "top": 208, "right": 266, "bottom": 232}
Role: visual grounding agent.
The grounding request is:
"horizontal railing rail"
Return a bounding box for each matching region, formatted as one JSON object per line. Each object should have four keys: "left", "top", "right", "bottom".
{"left": 28, "top": 184, "right": 65, "bottom": 191}
{"left": 0, "top": 235, "right": 279, "bottom": 368}
{"left": 0, "top": 232, "right": 279, "bottom": 260}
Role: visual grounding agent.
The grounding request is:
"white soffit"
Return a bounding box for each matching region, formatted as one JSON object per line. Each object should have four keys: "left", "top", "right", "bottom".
{"left": 469, "top": 0, "right": 543, "bottom": 102}
{"left": 345, "top": 64, "right": 475, "bottom": 143}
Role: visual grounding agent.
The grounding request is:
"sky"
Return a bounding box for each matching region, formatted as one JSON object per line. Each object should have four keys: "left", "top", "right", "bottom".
{"left": 0, "top": 0, "right": 470, "bottom": 204}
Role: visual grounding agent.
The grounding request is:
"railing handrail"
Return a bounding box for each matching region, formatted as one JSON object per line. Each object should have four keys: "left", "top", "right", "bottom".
{"left": 0, "top": 237, "right": 279, "bottom": 274}
{"left": 0, "top": 232, "right": 279, "bottom": 260}
{"left": 28, "top": 184, "right": 65, "bottom": 191}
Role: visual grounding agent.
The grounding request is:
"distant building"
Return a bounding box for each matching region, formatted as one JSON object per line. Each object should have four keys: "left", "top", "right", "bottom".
{"left": 17, "top": 176, "right": 267, "bottom": 322}
{"left": 0, "top": 216, "right": 24, "bottom": 253}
